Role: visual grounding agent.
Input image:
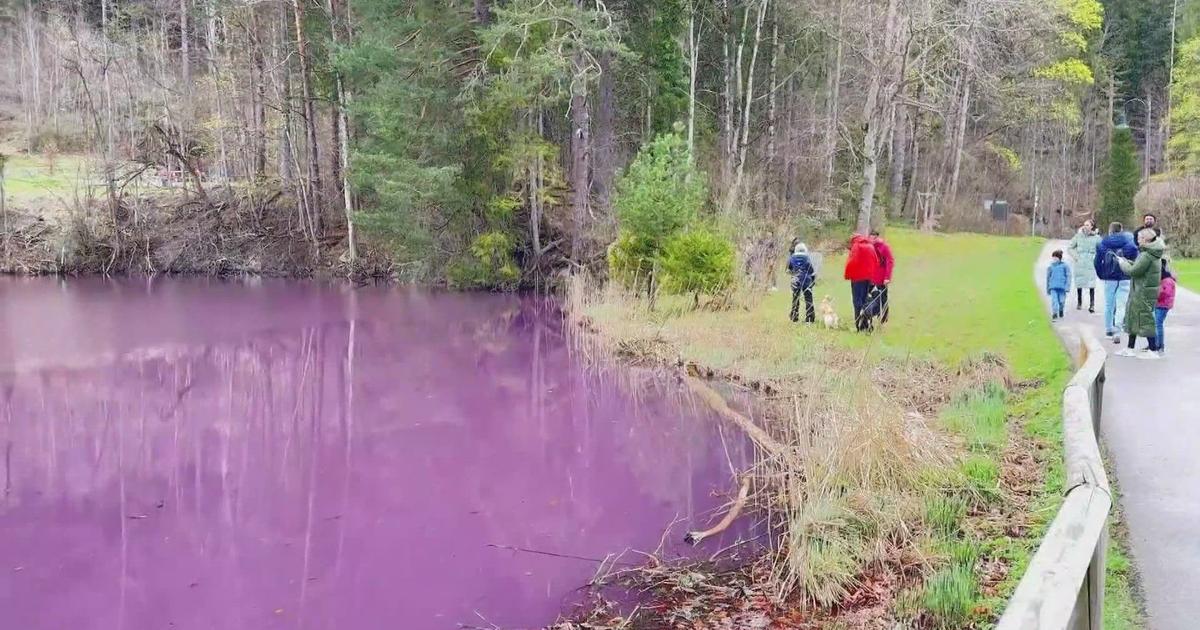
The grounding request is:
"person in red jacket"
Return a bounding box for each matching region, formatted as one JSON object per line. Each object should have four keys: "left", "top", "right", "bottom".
{"left": 869, "top": 230, "right": 895, "bottom": 324}
{"left": 844, "top": 234, "right": 879, "bottom": 331}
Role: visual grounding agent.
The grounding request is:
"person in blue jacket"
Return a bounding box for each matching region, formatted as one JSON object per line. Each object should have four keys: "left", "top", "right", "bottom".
{"left": 787, "top": 242, "right": 817, "bottom": 323}
{"left": 1094, "top": 221, "right": 1139, "bottom": 342}
{"left": 1046, "top": 250, "right": 1072, "bottom": 320}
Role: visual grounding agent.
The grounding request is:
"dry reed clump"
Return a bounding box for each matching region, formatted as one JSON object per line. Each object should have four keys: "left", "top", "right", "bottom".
{"left": 764, "top": 370, "right": 952, "bottom": 607}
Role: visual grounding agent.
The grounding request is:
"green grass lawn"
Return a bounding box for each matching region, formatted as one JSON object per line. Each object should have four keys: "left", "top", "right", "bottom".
{"left": 586, "top": 227, "right": 1141, "bottom": 628}
{"left": 1, "top": 153, "right": 96, "bottom": 201}
{"left": 1170, "top": 258, "right": 1200, "bottom": 292}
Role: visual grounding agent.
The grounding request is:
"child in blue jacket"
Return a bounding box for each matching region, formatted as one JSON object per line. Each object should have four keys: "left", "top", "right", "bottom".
{"left": 1046, "top": 250, "right": 1072, "bottom": 320}
{"left": 787, "top": 243, "right": 817, "bottom": 323}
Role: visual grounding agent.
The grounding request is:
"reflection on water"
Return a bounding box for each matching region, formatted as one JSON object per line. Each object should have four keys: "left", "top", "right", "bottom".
{"left": 0, "top": 277, "right": 754, "bottom": 629}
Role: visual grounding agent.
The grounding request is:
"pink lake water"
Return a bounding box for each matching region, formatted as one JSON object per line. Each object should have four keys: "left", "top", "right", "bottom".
{"left": 0, "top": 277, "right": 756, "bottom": 629}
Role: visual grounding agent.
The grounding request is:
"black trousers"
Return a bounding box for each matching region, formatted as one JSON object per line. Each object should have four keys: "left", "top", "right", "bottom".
{"left": 1127, "top": 334, "right": 1160, "bottom": 352}
{"left": 1076, "top": 287, "right": 1095, "bottom": 309}
{"left": 851, "top": 280, "right": 874, "bottom": 331}
{"left": 874, "top": 284, "right": 890, "bottom": 323}
{"left": 791, "top": 286, "right": 815, "bottom": 323}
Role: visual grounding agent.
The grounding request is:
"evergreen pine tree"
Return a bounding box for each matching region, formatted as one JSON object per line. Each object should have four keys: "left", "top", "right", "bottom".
{"left": 1098, "top": 126, "right": 1140, "bottom": 228}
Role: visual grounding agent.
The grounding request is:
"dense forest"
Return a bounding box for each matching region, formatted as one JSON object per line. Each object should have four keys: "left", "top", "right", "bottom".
{"left": 1, "top": 0, "right": 1198, "bottom": 283}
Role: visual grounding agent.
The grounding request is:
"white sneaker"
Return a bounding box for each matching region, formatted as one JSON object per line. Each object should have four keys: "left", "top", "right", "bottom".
{"left": 1116, "top": 348, "right": 1137, "bottom": 357}
{"left": 1137, "top": 350, "right": 1162, "bottom": 360}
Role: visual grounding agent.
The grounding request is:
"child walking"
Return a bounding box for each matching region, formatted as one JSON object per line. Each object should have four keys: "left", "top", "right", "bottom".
{"left": 787, "top": 243, "right": 817, "bottom": 323}
{"left": 1046, "top": 250, "right": 1071, "bottom": 320}
{"left": 1156, "top": 260, "right": 1176, "bottom": 355}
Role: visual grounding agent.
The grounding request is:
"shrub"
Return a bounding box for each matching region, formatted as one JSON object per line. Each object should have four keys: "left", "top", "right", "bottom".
{"left": 657, "top": 228, "right": 735, "bottom": 302}
{"left": 607, "top": 230, "right": 657, "bottom": 293}
{"left": 448, "top": 231, "right": 520, "bottom": 290}
{"left": 609, "top": 126, "right": 708, "bottom": 288}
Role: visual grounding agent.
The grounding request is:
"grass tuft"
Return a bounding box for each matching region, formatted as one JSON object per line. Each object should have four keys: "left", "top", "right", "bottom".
{"left": 925, "top": 494, "right": 968, "bottom": 538}
{"left": 922, "top": 562, "right": 979, "bottom": 628}
{"left": 941, "top": 382, "right": 1008, "bottom": 452}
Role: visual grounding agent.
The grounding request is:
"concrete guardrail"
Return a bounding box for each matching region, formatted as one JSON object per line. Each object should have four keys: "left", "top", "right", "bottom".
{"left": 997, "top": 329, "right": 1110, "bottom": 630}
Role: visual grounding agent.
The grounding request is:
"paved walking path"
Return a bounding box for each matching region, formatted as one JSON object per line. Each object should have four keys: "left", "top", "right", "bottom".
{"left": 1037, "top": 241, "right": 1200, "bottom": 630}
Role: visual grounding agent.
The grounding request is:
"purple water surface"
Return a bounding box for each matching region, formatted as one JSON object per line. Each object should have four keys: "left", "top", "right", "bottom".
{"left": 0, "top": 277, "right": 756, "bottom": 630}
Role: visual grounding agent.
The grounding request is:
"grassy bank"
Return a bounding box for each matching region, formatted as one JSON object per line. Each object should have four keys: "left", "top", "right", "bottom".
{"left": 575, "top": 228, "right": 1141, "bottom": 628}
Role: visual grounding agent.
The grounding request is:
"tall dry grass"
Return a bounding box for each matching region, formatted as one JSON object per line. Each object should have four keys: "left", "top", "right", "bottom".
{"left": 765, "top": 368, "right": 951, "bottom": 605}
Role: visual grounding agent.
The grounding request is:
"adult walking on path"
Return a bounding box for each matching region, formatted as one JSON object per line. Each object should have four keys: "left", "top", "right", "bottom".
{"left": 1036, "top": 242, "right": 1200, "bottom": 630}
{"left": 870, "top": 230, "right": 895, "bottom": 323}
{"left": 1094, "top": 222, "right": 1138, "bottom": 342}
{"left": 1114, "top": 231, "right": 1166, "bottom": 358}
{"left": 844, "top": 234, "right": 879, "bottom": 332}
{"left": 1068, "top": 220, "right": 1100, "bottom": 312}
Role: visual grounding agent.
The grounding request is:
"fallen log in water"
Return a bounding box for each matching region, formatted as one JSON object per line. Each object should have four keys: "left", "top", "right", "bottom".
{"left": 685, "top": 476, "right": 752, "bottom": 546}
{"left": 683, "top": 375, "right": 786, "bottom": 458}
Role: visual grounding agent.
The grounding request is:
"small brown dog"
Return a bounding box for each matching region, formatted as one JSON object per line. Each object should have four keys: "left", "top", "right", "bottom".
{"left": 819, "top": 295, "right": 841, "bottom": 329}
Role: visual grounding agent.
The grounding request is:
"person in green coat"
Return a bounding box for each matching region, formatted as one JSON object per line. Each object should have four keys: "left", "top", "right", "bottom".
{"left": 1115, "top": 231, "right": 1166, "bottom": 359}
{"left": 1068, "top": 220, "right": 1101, "bottom": 312}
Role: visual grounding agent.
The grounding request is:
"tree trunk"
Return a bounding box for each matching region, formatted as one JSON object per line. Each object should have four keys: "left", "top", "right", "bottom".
{"left": 720, "top": 0, "right": 733, "bottom": 186}
{"left": 291, "top": 0, "right": 323, "bottom": 236}
{"left": 23, "top": 0, "right": 41, "bottom": 137}
{"left": 889, "top": 105, "right": 908, "bottom": 217}
{"left": 729, "top": 0, "right": 769, "bottom": 213}
{"left": 569, "top": 0, "right": 591, "bottom": 263}
{"left": 1145, "top": 89, "right": 1153, "bottom": 181}
{"left": 823, "top": 1, "right": 844, "bottom": 204}
{"left": 766, "top": 15, "right": 779, "bottom": 176}
{"left": 207, "top": 0, "right": 232, "bottom": 186}
{"left": 180, "top": 0, "right": 190, "bottom": 86}
{"left": 948, "top": 79, "right": 971, "bottom": 200}
{"left": 1166, "top": 0, "right": 1179, "bottom": 171}
{"left": 327, "top": 0, "right": 355, "bottom": 260}
{"left": 251, "top": 10, "right": 267, "bottom": 179}
{"left": 856, "top": 0, "right": 900, "bottom": 234}
{"left": 474, "top": 0, "right": 491, "bottom": 25}
{"left": 686, "top": 0, "right": 699, "bottom": 164}
{"left": 530, "top": 108, "right": 544, "bottom": 259}
{"left": 593, "top": 52, "right": 616, "bottom": 213}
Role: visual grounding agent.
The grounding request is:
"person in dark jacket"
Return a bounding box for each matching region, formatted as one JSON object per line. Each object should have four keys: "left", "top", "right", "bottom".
{"left": 844, "top": 234, "right": 879, "bottom": 332}
{"left": 787, "top": 243, "right": 817, "bottom": 323}
{"left": 1131, "top": 213, "right": 1163, "bottom": 245}
{"left": 1094, "top": 222, "right": 1138, "bottom": 342}
{"left": 869, "top": 230, "right": 895, "bottom": 324}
